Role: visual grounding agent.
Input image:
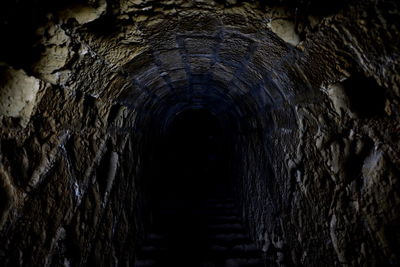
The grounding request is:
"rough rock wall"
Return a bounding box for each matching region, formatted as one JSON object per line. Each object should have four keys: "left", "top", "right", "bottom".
{"left": 0, "top": 0, "right": 399, "bottom": 266}
{"left": 0, "top": 2, "right": 145, "bottom": 265}
{"left": 235, "top": 1, "right": 400, "bottom": 266}
{"left": 0, "top": 78, "right": 143, "bottom": 266}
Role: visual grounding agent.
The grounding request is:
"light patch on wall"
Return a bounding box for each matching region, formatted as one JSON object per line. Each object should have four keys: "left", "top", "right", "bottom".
{"left": 33, "top": 24, "right": 71, "bottom": 84}
{"left": 59, "top": 0, "right": 107, "bottom": 25}
{"left": 322, "top": 83, "right": 355, "bottom": 118}
{"left": 0, "top": 66, "right": 42, "bottom": 127}
{"left": 268, "top": 19, "right": 300, "bottom": 46}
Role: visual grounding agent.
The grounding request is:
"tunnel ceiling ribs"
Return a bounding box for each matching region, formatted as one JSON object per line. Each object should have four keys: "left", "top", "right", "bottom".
{"left": 113, "top": 23, "right": 300, "bottom": 136}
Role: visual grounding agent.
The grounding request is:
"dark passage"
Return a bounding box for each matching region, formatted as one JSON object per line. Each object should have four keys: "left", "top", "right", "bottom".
{"left": 137, "top": 109, "right": 264, "bottom": 266}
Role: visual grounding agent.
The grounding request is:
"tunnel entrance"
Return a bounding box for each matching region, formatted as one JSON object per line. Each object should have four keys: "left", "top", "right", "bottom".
{"left": 138, "top": 108, "right": 264, "bottom": 266}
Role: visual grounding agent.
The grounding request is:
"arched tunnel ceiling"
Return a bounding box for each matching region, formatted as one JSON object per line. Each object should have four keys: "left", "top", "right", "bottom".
{"left": 81, "top": 10, "right": 301, "bottom": 133}
{"left": 53, "top": 2, "right": 322, "bottom": 138}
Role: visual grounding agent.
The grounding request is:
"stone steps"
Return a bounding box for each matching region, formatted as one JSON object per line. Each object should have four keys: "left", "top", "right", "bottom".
{"left": 135, "top": 195, "right": 265, "bottom": 266}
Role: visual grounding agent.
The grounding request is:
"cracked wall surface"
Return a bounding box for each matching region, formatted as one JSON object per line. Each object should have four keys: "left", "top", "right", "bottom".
{"left": 0, "top": 0, "right": 399, "bottom": 266}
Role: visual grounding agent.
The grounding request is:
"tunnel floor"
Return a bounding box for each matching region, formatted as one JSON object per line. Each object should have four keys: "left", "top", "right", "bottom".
{"left": 135, "top": 184, "right": 264, "bottom": 267}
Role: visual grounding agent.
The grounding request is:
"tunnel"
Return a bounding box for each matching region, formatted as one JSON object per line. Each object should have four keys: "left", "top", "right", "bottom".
{"left": 140, "top": 108, "right": 241, "bottom": 266}
{"left": 0, "top": 0, "right": 400, "bottom": 266}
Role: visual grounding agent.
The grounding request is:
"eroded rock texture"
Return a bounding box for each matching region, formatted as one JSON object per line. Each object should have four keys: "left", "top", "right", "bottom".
{"left": 0, "top": 0, "right": 399, "bottom": 266}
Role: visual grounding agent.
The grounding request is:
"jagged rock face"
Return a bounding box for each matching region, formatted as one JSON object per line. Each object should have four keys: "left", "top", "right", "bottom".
{"left": 0, "top": 0, "right": 399, "bottom": 266}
